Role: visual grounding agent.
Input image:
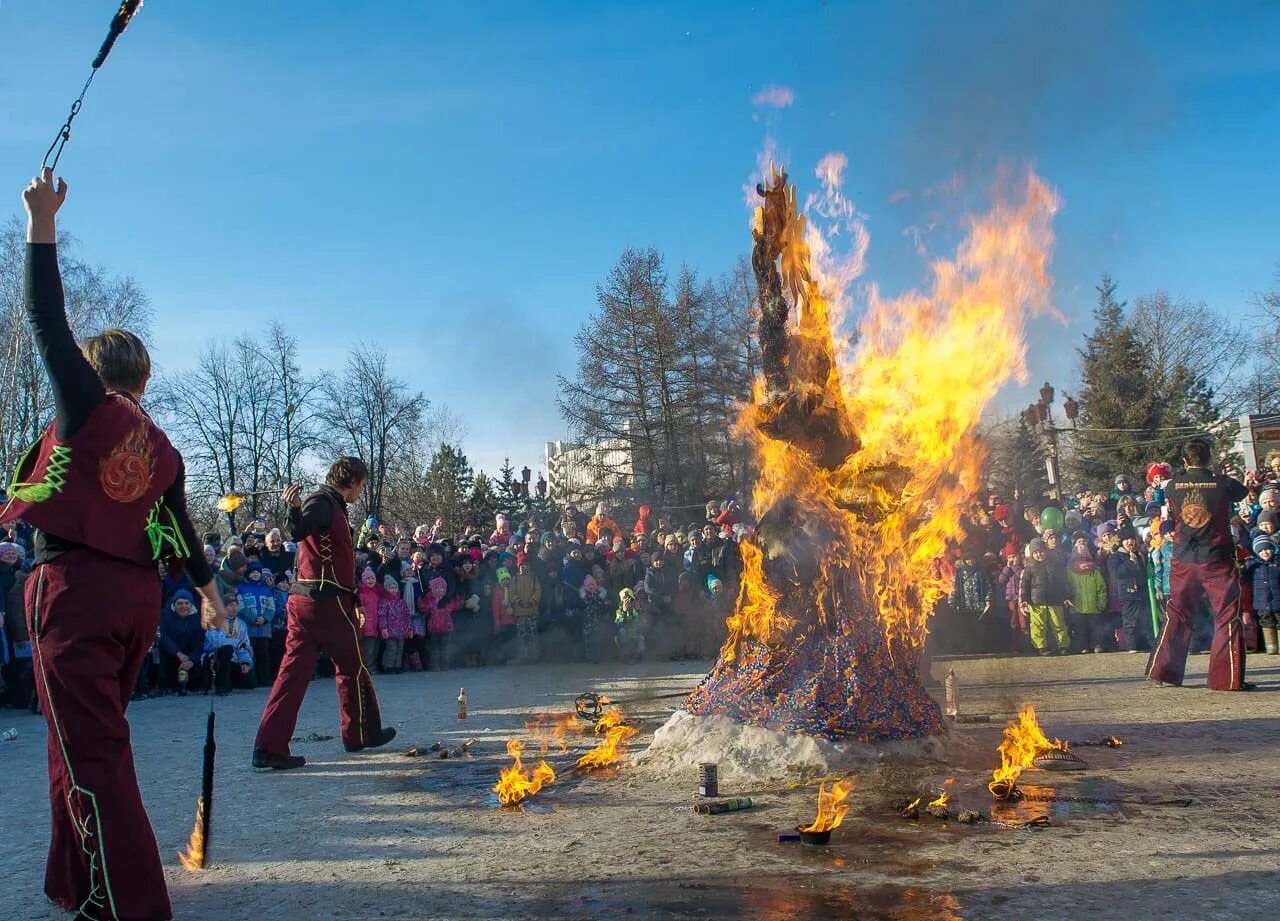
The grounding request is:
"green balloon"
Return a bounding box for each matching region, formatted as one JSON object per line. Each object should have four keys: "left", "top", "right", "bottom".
{"left": 1040, "top": 507, "right": 1065, "bottom": 531}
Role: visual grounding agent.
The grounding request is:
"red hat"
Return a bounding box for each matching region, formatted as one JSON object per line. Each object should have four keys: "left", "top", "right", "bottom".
{"left": 1146, "top": 462, "right": 1172, "bottom": 485}
{"left": 993, "top": 504, "right": 1009, "bottom": 524}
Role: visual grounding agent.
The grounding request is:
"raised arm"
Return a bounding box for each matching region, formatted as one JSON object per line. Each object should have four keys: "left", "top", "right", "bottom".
{"left": 22, "top": 168, "right": 107, "bottom": 440}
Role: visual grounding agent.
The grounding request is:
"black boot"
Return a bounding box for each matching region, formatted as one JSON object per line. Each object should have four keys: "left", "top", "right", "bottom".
{"left": 344, "top": 726, "right": 397, "bottom": 753}
{"left": 252, "top": 749, "right": 307, "bottom": 771}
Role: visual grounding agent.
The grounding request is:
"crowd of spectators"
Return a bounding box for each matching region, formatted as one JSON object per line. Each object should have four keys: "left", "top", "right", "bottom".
{"left": 934, "top": 450, "right": 1280, "bottom": 659}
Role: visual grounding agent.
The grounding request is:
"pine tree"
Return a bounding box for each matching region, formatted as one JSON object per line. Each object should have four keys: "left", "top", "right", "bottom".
{"left": 984, "top": 417, "right": 1051, "bottom": 503}
{"left": 1072, "top": 274, "right": 1158, "bottom": 486}
{"left": 496, "top": 457, "right": 521, "bottom": 511}
{"left": 468, "top": 471, "right": 499, "bottom": 531}
{"left": 422, "top": 445, "right": 472, "bottom": 535}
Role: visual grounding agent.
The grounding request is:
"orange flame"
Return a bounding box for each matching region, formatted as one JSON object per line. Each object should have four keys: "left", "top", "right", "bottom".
{"left": 799, "top": 778, "right": 854, "bottom": 833}
{"left": 524, "top": 712, "right": 586, "bottom": 754}
{"left": 731, "top": 158, "right": 1059, "bottom": 652}
{"left": 926, "top": 790, "right": 950, "bottom": 810}
{"left": 493, "top": 739, "right": 556, "bottom": 806}
{"left": 176, "top": 798, "right": 206, "bottom": 872}
{"left": 576, "top": 707, "right": 638, "bottom": 771}
{"left": 988, "top": 704, "right": 1066, "bottom": 796}
{"left": 216, "top": 493, "right": 243, "bottom": 513}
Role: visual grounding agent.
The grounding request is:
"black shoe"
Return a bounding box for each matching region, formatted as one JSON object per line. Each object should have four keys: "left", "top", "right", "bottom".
{"left": 344, "top": 726, "right": 397, "bottom": 753}
{"left": 252, "top": 749, "right": 307, "bottom": 772}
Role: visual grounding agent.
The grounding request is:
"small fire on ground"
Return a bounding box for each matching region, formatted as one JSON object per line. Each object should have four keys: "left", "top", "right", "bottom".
{"left": 576, "top": 706, "right": 638, "bottom": 771}
{"left": 176, "top": 798, "right": 207, "bottom": 872}
{"left": 493, "top": 740, "right": 556, "bottom": 806}
{"left": 799, "top": 778, "right": 854, "bottom": 834}
{"left": 988, "top": 704, "right": 1066, "bottom": 799}
{"left": 524, "top": 712, "right": 586, "bottom": 755}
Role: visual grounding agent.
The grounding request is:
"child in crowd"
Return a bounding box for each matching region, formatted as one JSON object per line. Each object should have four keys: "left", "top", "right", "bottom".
{"left": 492, "top": 568, "right": 517, "bottom": 663}
{"left": 1020, "top": 539, "right": 1070, "bottom": 656}
{"left": 673, "top": 571, "right": 704, "bottom": 660}
{"left": 238, "top": 561, "right": 276, "bottom": 686}
{"left": 1066, "top": 535, "right": 1110, "bottom": 653}
{"left": 614, "top": 587, "right": 645, "bottom": 661}
{"left": 357, "top": 566, "right": 382, "bottom": 671}
{"left": 204, "top": 594, "right": 255, "bottom": 695}
{"left": 510, "top": 554, "right": 543, "bottom": 663}
{"left": 579, "top": 573, "right": 609, "bottom": 663}
{"left": 1108, "top": 528, "right": 1152, "bottom": 653}
{"left": 402, "top": 559, "right": 425, "bottom": 671}
{"left": 704, "top": 575, "right": 730, "bottom": 658}
{"left": 378, "top": 575, "right": 412, "bottom": 674}
{"left": 271, "top": 572, "right": 291, "bottom": 677}
{"left": 1251, "top": 535, "right": 1280, "bottom": 655}
{"left": 423, "top": 576, "right": 460, "bottom": 671}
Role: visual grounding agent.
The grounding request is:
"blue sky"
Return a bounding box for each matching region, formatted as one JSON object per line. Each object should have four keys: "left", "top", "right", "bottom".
{"left": 2, "top": 1, "right": 1277, "bottom": 476}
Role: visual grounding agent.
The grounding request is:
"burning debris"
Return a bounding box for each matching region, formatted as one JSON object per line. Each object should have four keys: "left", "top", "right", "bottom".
{"left": 176, "top": 798, "right": 208, "bottom": 872}
{"left": 988, "top": 705, "right": 1084, "bottom": 800}
{"left": 679, "top": 159, "right": 1059, "bottom": 744}
{"left": 577, "top": 706, "right": 638, "bottom": 771}
{"left": 525, "top": 713, "right": 586, "bottom": 754}
{"left": 797, "top": 778, "right": 854, "bottom": 844}
{"left": 924, "top": 790, "right": 951, "bottom": 820}
{"left": 493, "top": 740, "right": 555, "bottom": 806}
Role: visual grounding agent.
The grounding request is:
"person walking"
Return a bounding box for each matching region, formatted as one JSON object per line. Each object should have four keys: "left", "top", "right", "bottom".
{"left": 7, "top": 169, "right": 228, "bottom": 921}
{"left": 1147, "top": 439, "right": 1251, "bottom": 690}
{"left": 252, "top": 458, "right": 396, "bottom": 769}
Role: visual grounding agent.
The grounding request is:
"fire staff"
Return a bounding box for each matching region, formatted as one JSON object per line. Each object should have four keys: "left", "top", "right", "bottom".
{"left": 252, "top": 459, "right": 396, "bottom": 769}
{"left": 7, "top": 169, "right": 229, "bottom": 921}
{"left": 1147, "top": 438, "right": 1252, "bottom": 691}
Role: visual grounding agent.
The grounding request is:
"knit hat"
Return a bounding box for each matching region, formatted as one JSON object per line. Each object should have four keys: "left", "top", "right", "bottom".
{"left": 707, "top": 575, "right": 724, "bottom": 593}
{"left": 1254, "top": 534, "right": 1277, "bottom": 555}
{"left": 619, "top": 587, "right": 636, "bottom": 604}
{"left": 1027, "top": 539, "right": 1046, "bottom": 555}
{"left": 1146, "top": 462, "right": 1173, "bottom": 485}
{"left": 1261, "top": 488, "right": 1279, "bottom": 506}
{"left": 1114, "top": 474, "right": 1130, "bottom": 487}
{"left": 496, "top": 569, "right": 512, "bottom": 585}
{"left": 225, "top": 549, "right": 247, "bottom": 571}
{"left": 246, "top": 561, "right": 263, "bottom": 575}
{"left": 170, "top": 589, "right": 196, "bottom": 608}
{"left": 366, "top": 516, "right": 379, "bottom": 530}
{"left": 429, "top": 576, "right": 447, "bottom": 592}
{"left": 1118, "top": 526, "right": 1139, "bottom": 542}
{"left": 0, "top": 541, "right": 23, "bottom": 557}
{"left": 1259, "top": 510, "right": 1280, "bottom": 530}
{"left": 383, "top": 575, "right": 399, "bottom": 590}
{"left": 361, "top": 566, "right": 376, "bottom": 583}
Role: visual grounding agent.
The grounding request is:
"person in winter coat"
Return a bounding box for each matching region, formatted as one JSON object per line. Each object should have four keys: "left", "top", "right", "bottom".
{"left": 1066, "top": 536, "right": 1110, "bottom": 653}
{"left": 378, "top": 576, "right": 412, "bottom": 673}
{"left": 400, "top": 559, "right": 425, "bottom": 671}
{"left": 1251, "top": 534, "right": 1280, "bottom": 654}
{"left": 509, "top": 555, "right": 543, "bottom": 663}
{"left": 579, "top": 573, "right": 609, "bottom": 663}
{"left": 491, "top": 568, "right": 518, "bottom": 663}
{"left": 998, "top": 553, "right": 1027, "bottom": 652}
{"left": 585, "top": 502, "right": 620, "bottom": 546}
{"left": 673, "top": 571, "right": 706, "bottom": 660}
{"left": 1020, "top": 539, "right": 1070, "bottom": 655}
{"left": 490, "top": 513, "right": 514, "bottom": 548}
{"left": 645, "top": 551, "right": 679, "bottom": 656}
{"left": 159, "top": 590, "right": 209, "bottom": 694}
{"left": 950, "top": 554, "right": 990, "bottom": 654}
{"left": 704, "top": 575, "right": 731, "bottom": 658}
{"left": 355, "top": 566, "right": 382, "bottom": 673}
{"left": 422, "top": 576, "right": 460, "bottom": 670}
{"left": 1108, "top": 528, "right": 1153, "bottom": 653}
{"left": 633, "top": 504, "right": 652, "bottom": 537}
{"left": 204, "top": 595, "right": 255, "bottom": 695}
{"left": 0, "top": 542, "right": 33, "bottom": 709}
{"left": 238, "top": 561, "right": 277, "bottom": 686}
{"left": 614, "top": 587, "right": 646, "bottom": 661}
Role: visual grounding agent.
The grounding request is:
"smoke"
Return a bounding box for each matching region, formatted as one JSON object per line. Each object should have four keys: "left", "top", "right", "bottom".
{"left": 751, "top": 84, "right": 796, "bottom": 109}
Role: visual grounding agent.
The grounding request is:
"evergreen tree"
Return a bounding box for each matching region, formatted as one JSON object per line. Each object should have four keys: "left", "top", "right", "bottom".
{"left": 984, "top": 417, "right": 1051, "bottom": 503}
{"left": 1072, "top": 274, "right": 1157, "bottom": 486}
{"left": 468, "top": 471, "right": 499, "bottom": 531}
{"left": 495, "top": 457, "right": 522, "bottom": 510}
{"left": 422, "top": 444, "right": 472, "bottom": 535}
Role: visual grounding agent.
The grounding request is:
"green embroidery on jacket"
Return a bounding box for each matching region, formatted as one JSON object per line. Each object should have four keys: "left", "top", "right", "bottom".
{"left": 145, "top": 501, "right": 184, "bottom": 561}
{"left": 8, "top": 444, "right": 72, "bottom": 503}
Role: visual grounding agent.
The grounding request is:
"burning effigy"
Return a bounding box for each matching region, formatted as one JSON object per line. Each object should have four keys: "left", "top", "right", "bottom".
{"left": 648, "top": 154, "right": 1059, "bottom": 772}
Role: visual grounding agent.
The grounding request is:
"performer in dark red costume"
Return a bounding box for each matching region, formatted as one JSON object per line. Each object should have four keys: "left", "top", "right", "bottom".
{"left": 252, "top": 459, "right": 395, "bottom": 769}
{"left": 1147, "top": 438, "right": 1252, "bottom": 691}
{"left": 7, "top": 169, "right": 229, "bottom": 920}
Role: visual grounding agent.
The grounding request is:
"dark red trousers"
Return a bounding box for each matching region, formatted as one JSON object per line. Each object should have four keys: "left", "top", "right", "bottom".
{"left": 254, "top": 594, "right": 383, "bottom": 754}
{"left": 27, "top": 550, "right": 171, "bottom": 921}
{"left": 1147, "top": 558, "right": 1246, "bottom": 690}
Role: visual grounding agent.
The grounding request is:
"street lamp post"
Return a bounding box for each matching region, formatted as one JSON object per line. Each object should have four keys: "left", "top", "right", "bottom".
{"left": 1023, "top": 382, "right": 1077, "bottom": 508}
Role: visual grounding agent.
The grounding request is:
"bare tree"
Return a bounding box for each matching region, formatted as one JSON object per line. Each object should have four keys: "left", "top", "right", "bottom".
{"left": 317, "top": 343, "right": 424, "bottom": 518}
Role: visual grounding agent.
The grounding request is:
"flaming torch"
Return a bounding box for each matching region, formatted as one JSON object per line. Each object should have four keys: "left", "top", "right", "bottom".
{"left": 796, "top": 778, "right": 854, "bottom": 845}
{"left": 178, "top": 671, "right": 217, "bottom": 870}
{"left": 42, "top": 1, "right": 146, "bottom": 171}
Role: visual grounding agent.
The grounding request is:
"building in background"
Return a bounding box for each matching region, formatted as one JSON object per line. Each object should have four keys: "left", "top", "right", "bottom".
{"left": 545, "top": 433, "right": 638, "bottom": 506}
{"left": 1236, "top": 413, "right": 1280, "bottom": 470}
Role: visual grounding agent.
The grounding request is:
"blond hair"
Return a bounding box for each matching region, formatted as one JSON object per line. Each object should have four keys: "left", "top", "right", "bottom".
{"left": 82, "top": 328, "right": 151, "bottom": 394}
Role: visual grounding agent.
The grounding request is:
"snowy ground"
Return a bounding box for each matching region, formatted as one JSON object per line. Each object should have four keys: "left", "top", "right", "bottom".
{"left": 2, "top": 651, "right": 1279, "bottom": 920}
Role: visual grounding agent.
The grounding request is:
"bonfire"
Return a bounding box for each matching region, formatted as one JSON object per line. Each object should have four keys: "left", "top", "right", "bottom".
{"left": 682, "top": 157, "right": 1058, "bottom": 743}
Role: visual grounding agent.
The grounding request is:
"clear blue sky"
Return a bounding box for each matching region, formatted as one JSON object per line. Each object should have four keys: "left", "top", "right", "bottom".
{"left": 2, "top": 2, "right": 1277, "bottom": 476}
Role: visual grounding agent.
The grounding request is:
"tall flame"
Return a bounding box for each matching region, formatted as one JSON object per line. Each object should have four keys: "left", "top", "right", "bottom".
{"left": 731, "top": 158, "right": 1059, "bottom": 652}
{"left": 799, "top": 778, "right": 854, "bottom": 833}
{"left": 493, "top": 739, "right": 556, "bottom": 806}
{"left": 988, "top": 704, "right": 1066, "bottom": 796}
